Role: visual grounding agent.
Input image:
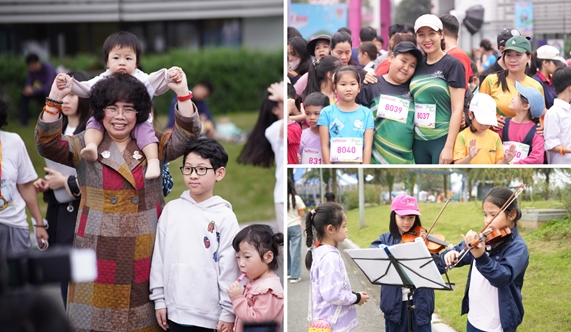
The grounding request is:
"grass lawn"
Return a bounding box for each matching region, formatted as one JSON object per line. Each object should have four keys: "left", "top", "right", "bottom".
{"left": 345, "top": 200, "right": 571, "bottom": 331}
{"left": 6, "top": 111, "right": 276, "bottom": 224}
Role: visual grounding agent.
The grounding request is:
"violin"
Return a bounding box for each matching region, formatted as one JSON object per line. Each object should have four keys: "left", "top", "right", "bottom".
{"left": 447, "top": 184, "right": 525, "bottom": 270}
{"left": 402, "top": 198, "right": 451, "bottom": 254}
{"left": 402, "top": 225, "right": 449, "bottom": 254}
{"left": 481, "top": 226, "right": 512, "bottom": 246}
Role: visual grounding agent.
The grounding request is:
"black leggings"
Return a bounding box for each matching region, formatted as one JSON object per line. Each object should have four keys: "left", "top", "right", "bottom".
{"left": 167, "top": 320, "right": 217, "bottom": 332}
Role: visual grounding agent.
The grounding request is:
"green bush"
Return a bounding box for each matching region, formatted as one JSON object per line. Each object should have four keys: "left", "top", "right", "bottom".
{"left": 342, "top": 184, "right": 382, "bottom": 210}
{"left": 0, "top": 48, "right": 283, "bottom": 120}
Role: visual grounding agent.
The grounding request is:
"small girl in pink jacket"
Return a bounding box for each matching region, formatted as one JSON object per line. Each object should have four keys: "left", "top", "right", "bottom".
{"left": 226, "top": 224, "right": 284, "bottom": 332}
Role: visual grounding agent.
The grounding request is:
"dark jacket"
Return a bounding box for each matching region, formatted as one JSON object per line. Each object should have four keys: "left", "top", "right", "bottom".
{"left": 532, "top": 72, "right": 557, "bottom": 109}
{"left": 439, "top": 227, "right": 529, "bottom": 329}
{"left": 26, "top": 62, "right": 56, "bottom": 97}
{"left": 370, "top": 232, "right": 435, "bottom": 326}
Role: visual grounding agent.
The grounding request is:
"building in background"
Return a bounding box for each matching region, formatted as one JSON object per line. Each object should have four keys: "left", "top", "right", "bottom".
{"left": 0, "top": 0, "right": 283, "bottom": 58}
{"left": 430, "top": 0, "right": 571, "bottom": 54}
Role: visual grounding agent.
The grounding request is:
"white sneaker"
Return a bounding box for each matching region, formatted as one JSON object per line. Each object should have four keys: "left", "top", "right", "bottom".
{"left": 289, "top": 278, "right": 302, "bottom": 283}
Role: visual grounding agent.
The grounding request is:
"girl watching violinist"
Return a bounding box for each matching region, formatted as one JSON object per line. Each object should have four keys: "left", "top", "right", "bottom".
{"left": 441, "top": 187, "right": 529, "bottom": 332}
{"left": 370, "top": 195, "right": 434, "bottom": 332}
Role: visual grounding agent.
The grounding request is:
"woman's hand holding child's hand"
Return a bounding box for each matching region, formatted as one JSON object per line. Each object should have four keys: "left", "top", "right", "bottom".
{"left": 167, "top": 67, "right": 182, "bottom": 84}
{"left": 357, "top": 291, "right": 369, "bottom": 306}
{"left": 50, "top": 73, "right": 73, "bottom": 101}
{"left": 226, "top": 281, "right": 243, "bottom": 298}
{"left": 56, "top": 73, "right": 70, "bottom": 90}
{"left": 155, "top": 309, "right": 169, "bottom": 331}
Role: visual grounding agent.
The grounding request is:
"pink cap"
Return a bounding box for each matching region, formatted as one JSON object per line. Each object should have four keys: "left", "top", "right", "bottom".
{"left": 391, "top": 195, "right": 421, "bottom": 216}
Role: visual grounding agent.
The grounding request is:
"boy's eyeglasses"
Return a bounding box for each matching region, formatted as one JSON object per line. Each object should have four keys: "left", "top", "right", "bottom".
{"left": 179, "top": 166, "right": 215, "bottom": 176}
{"left": 104, "top": 106, "right": 137, "bottom": 117}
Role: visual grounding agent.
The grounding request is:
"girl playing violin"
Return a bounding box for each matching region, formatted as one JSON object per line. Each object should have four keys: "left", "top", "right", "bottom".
{"left": 370, "top": 194, "right": 434, "bottom": 332}
{"left": 442, "top": 187, "right": 529, "bottom": 332}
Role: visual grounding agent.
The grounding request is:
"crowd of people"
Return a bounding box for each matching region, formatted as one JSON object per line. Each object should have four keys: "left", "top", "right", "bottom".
{"left": 1, "top": 31, "right": 285, "bottom": 332}
{"left": 288, "top": 14, "right": 571, "bottom": 165}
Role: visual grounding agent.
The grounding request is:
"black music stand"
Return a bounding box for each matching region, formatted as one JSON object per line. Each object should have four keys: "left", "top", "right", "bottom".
{"left": 346, "top": 238, "right": 454, "bottom": 332}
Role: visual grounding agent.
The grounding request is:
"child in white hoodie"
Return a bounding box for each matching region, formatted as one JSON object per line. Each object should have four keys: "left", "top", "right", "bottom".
{"left": 150, "top": 138, "right": 241, "bottom": 332}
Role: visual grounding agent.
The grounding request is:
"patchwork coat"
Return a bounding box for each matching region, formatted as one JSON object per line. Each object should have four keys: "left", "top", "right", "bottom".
{"left": 35, "top": 109, "right": 201, "bottom": 332}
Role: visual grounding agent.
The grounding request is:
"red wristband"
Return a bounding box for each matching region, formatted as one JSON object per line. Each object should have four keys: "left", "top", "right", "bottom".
{"left": 177, "top": 92, "right": 193, "bottom": 102}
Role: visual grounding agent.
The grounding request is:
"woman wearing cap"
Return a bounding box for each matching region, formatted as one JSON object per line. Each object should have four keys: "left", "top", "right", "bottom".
{"left": 288, "top": 36, "right": 312, "bottom": 85}
{"left": 370, "top": 195, "right": 435, "bottom": 331}
{"left": 410, "top": 14, "right": 466, "bottom": 164}
{"left": 359, "top": 41, "right": 423, "bottom": 164}
{"left": 529, "top": 45, "right": 565, "bottom": 109}
{"left": 293, "top": 34, "right": 331, "bottom": 97}
{"left": 479, "top": 35, "right": 545, "bottom": 120}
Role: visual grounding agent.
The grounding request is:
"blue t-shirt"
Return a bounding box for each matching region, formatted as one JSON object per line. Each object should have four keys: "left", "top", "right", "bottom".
{"left": 482, "top": 54, "right": 497, "bottom": 70}
{"left": 317, "top": 103, "right": 374, "bottom": 146}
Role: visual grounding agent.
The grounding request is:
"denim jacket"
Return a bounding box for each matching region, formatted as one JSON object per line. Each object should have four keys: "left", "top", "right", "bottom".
{"left": 370, "top": 232, "right": 435, "bottom": 326}
{"left": 439, "top": 227, "right": 529, "bottom": 329}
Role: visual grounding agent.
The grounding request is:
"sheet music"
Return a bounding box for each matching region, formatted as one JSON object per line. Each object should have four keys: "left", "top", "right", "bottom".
{"left": 346, "top": 238, "right": 451, "bottom": 290}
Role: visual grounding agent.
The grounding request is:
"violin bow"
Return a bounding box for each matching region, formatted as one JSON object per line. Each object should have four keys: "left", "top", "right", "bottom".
{"left": 447, "top": 184, "right": 525, "bottom": 271}
{"left": 426, "top": 197, "right": 451, "bottom": 238}
{"left": 478, "top": 183, "right": 526, "bottom": 234}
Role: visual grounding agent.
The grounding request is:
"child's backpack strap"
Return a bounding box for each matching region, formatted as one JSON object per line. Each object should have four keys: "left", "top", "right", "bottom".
{"left": 522, "top": 123, "right": 537, "bottom": 152}
{"left": 502, "top": 117, "right": 537, "bottom": 154}
{"left": 501, "top": 117, "right": 512, "bottom": 142}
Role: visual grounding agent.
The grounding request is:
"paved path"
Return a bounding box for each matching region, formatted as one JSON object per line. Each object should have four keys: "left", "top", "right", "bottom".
{"left": 286, "top": 238, "right": 384, "bottom": 331}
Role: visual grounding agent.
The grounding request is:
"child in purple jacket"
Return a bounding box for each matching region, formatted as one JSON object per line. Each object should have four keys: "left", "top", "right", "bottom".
{"left": 305, "top": 202, "right": 369, "bottom": 331}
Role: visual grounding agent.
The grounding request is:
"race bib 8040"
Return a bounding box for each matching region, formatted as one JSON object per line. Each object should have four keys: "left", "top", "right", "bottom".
{"left": 330, "top": 137, "right": 363, "bottom": 163}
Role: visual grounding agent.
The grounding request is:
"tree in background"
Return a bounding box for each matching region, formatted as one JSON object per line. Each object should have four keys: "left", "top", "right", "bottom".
{"left": 396, "top": 0, "right": 430, "bottom": 25}
{"left": 535, "top": 168, "right": 552, "bottom": 200}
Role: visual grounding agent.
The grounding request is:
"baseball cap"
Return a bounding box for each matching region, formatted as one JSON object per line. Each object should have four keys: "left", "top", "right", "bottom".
{"left": 307, "top": 34, "right": 331, "bottom": 56}
{"left": 469, "top": 93, "right": 498, "bottom": 126}
{"left": 536, "top": 45, "right": 560, "bottom": 60}
{"left": 497, "top": 28, "right": 530, "bottom": 48}
{"left": 515, "top": 82, "right": 545, "bottom": 118}
{"left": 392, "top": 41, "right": 423, "bottom": 64}
{"left": 414, "top": 14, "right": 443, "bottom": 33}
{"left": 391, "top": 195, "right": 421, "bottom": 216}
{"left": 535, "top": 45, "right": 567, "bottom": 65}
{"left": 503, "top": 36, "right": 531, "bottom": 54}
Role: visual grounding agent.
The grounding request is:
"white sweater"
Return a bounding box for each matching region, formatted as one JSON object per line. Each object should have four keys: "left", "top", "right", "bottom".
{"left": 150, "top": 191, "right": 241, "bottom": 328}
